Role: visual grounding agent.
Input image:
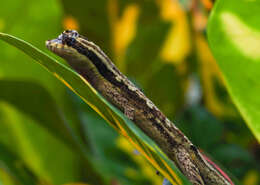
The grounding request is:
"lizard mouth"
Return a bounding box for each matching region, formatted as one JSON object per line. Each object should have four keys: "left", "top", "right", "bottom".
{"left": 46, "top": 30, "right": 78, "bottom": 47}
{"left": 46, "top": 30, "right": 80, "bottom": 57}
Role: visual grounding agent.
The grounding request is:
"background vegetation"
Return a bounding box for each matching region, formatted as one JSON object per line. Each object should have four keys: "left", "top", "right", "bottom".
{"left": 0, "top": 0, "right": 259, "bottom": 185}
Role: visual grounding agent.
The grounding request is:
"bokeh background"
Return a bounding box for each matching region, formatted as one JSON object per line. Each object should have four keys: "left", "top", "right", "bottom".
{"left": 0, "top": 0, "right": 259, "bottom": 185}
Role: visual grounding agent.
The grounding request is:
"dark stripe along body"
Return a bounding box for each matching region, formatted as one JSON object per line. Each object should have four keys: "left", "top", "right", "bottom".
{"left": 46, "top": 30, "right": 233, "bottom": 185}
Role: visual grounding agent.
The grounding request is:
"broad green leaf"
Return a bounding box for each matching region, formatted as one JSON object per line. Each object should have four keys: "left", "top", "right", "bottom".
{"left": 0, "top": 33, "right": 191, "bottom": 185}
{"left": 207, "top": 0, "right": 260, "bottom": 142}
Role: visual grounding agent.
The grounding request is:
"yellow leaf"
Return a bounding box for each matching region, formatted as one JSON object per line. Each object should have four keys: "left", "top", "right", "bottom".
{"left": 157, "top": 0, "right": 191, "bottom": 64}
{"left": 243, "top": 170, "right": 259, "bottom": 185}
{"left": 195, "top": 34, "right": 236, "bottom": 117}
{"left": 201, "top": 0, "right": 213, "bottom": 10}
{"left": 108, "top": 0, "right": 140, "bottom": 71}
{"left": 116, "top": 136, "right": 163, "bottom": 185}
{"left": 62, "top": 16, "right": 79, "bottom": 31}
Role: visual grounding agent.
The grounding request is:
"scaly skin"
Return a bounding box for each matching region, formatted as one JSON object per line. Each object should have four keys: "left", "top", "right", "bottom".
{"left": 46, "top": 30, "right": 233, "bottom": 185}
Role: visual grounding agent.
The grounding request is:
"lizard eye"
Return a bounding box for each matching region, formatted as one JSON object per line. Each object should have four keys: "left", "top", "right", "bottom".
{"left": 61, "top": 33, "right": 76, "bottom": 46}
{"left": 64, "top": 37, "right": 76, "bottom": 46}
{"left": 67, "top": 37, "right": 76, "bottom": 46}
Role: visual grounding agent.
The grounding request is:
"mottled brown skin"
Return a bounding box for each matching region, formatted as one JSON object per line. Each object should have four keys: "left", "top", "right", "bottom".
{"left": 46, "top": 30, "right": 233, "bottom": 185}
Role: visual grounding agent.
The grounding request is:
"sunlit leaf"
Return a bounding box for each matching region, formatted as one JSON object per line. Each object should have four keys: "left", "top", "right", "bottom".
{"left": 0, "top": 32, "right": 191, "bottom": 185}
{"left": 208, "top": 0, "right": 260, "bottom": 142}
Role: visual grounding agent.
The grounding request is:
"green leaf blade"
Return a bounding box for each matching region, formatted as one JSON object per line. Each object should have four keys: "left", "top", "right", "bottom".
{"left": 0, "top": 32, "right": 191, "bottom": 185}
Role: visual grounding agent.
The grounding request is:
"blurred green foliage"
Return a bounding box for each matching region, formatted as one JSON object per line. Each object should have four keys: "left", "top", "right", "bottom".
{"left": 0, "top": 0, "right": 259, "bottom": 185}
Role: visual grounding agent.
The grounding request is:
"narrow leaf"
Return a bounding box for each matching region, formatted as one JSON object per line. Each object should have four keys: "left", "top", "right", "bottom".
{"left": 0, "top": 33, "right": 191, "bottom": 185}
